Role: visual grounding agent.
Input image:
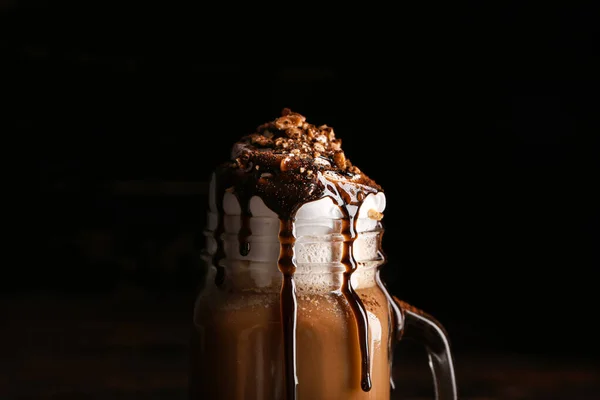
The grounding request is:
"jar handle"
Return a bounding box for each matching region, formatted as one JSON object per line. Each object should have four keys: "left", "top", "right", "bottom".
{"left": 391, "top": 296, "right": 458, "bottom": 400}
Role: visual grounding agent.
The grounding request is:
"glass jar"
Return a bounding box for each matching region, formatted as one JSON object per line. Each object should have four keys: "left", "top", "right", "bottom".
{"left": 189, "top": 216, "right": 457, "bottom": 400}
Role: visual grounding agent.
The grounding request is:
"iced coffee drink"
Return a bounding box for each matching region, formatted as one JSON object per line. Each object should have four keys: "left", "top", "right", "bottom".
{"left": 190, "top": 109, "right": 457, "bottom": 400}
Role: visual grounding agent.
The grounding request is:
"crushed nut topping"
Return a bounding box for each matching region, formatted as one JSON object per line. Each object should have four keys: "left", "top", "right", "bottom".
{"left": 229, "top": 108, "right": 382, "bottom": 192}
{"left": 367, "top": 209, "right": 384, "bottom": 220}
{"left": 243, "top": 108, "right": 348, "bottom": 169}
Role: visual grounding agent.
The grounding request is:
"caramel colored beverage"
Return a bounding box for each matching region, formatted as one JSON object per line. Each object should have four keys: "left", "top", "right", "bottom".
{"left": 189, "top": 109, "right": 457, "bottom": 400}
{"left": 191, "top": 277, "right": 393, "bottom": 400}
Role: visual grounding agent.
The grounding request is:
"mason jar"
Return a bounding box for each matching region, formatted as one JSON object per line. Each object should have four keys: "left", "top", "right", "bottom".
{"left": 189, "top": 212, "right": 457, "bottom": 400}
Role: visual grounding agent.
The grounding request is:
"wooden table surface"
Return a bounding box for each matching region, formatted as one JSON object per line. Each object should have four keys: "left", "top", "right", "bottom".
{"left": 3, "top": 291, "right": 599, "bottom": 400}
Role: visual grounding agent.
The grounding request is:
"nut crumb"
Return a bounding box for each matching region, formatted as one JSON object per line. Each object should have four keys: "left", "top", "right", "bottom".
{"left": 230, "top": 109, "right": 383, "bottom": 192}
{"left": 368, "top": 209, "right": 384, "bottom": 220}
{"left": 333, "top": 151, "right": 346, "bottom": 169}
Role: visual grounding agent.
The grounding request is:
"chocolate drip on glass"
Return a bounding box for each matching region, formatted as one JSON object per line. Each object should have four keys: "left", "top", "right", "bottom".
{"left": 341, "top": 213, "right": 372, "bottom": 392}
{"left": 323, "top": 177, "right": 376, "bottom": 392}
{"left": 215, "top": 163, "right": 316, "bottom": 400}
{"left": 278, "top": 218, "right": 298, "bottom": 400}
{"left": 237, "top": 194, "right": 253, "bottom": 257}
{"left": 211, "top": 174, "right": 227, "bottom": 286}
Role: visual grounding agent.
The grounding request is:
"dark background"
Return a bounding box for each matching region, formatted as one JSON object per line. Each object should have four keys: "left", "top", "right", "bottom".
{"left": 2, "top": 1, "right": 599, "bottom": 398}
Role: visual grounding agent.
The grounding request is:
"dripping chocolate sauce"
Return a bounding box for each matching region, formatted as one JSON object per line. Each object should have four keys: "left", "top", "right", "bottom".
{"left": 212, "top": 162, "right": 402, "bottom": 399}
{"left": 237, "top": 194, "right": 253, "bottom": 257}
{"left": 211, "top": 173, "right": 227, "bottom": 286}
{"left": 322, "top": 177, "right": 373, "bottom": 392}
{"left": 278, "top": 218, "right": 298, "bottom": 400}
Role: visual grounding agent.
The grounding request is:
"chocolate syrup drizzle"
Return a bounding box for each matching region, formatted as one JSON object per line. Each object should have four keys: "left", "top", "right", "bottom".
{"left": 211, "top": 174, "right": 227, "bottom": 286}
{"left": 322, "top": 177, "right": 374, "bottom": 392}
{"left": 237, "top": 197, "right": 252, "bottom": 257}
{"left": 211, "top": 163, "right": 403, "bottom": 399}
{"left": 278, "top": 218, "right": 299, "bottom": 399}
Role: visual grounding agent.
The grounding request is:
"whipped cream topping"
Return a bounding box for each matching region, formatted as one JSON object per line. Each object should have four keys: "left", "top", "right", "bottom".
{"left": 208, "top": 172, "right": 385, "bottom": 232}
{"left": 205, "top": 172, "right": 386, "bottom": 271}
